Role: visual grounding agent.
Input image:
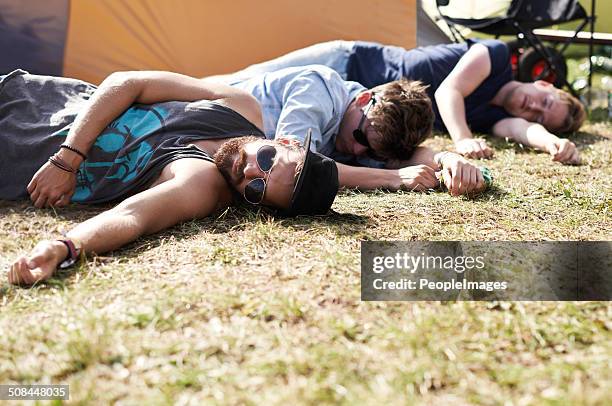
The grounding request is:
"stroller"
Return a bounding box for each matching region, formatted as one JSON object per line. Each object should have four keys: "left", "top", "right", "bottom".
{"left": 434, "top": 0, "right": 597, "bottom": 97}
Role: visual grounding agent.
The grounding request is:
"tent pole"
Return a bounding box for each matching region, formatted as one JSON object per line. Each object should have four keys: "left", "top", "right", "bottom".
{"left": 588, "top": 0, "right": 596, "bottom": 107}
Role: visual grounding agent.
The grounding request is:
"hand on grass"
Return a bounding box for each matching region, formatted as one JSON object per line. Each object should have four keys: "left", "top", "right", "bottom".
{"left": 455, "top": 138, "right": 494, "bottom": 159}
{"left": 7, "top": 240, "right": 67, "bottom": 285}
{"left": 27, "top": 161, "right": 77, "bottom": 208}
{"left": 438, "top": 153, "right": 486, "bottom": 196}
{"left": 396, "top": 165, "right": 439, "bottom": 191}
{"left": 546, "top": 139, "right": 581, "bottom": 165}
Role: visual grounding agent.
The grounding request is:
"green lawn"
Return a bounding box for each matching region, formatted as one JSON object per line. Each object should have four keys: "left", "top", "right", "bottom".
{"left": 0, "top": 123, "right": 610, "bottom": 404}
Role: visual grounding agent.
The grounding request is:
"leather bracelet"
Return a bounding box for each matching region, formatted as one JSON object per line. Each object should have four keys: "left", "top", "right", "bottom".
{"left": 49, "top": 155, "right": 78, "bottom": 174}
{"left": 48, "top": 157, "right": 73, "bottom": 173}
{"left": 60, "top": 144, "right": 87, "bottom": 160}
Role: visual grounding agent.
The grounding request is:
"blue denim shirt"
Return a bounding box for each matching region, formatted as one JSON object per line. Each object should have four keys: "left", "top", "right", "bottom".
{"left": 229, "top": 65, "right": 385, "bottom": 168}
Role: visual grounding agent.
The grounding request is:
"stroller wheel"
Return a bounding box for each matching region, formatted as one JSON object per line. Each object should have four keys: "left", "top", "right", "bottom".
{"left": 506, "top": 40, "right": 524, "bottom": 79}
{"left": 518, "top": 46, "right": 567, "bottom": 88}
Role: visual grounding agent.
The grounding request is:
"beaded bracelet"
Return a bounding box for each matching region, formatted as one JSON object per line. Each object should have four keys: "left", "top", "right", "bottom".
{"left": 60, "top": 144, "right": 87, "bottom": 160}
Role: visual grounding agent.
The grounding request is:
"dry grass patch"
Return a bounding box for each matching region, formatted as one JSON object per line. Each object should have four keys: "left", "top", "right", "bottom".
{"left": 0, "top": 123, "right": 610, "bottom": 404}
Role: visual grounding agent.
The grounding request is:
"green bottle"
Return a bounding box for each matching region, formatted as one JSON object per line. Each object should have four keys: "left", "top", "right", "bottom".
{"left": 480, "top": 166, "right": 494, "bottom": 187}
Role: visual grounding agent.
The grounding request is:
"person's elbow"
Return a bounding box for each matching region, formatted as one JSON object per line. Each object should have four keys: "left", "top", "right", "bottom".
{"left": 102, "top": 71, "right": 137, "bottom": 85}
{"left": 433, "top": 85, "right": 445, "bottom": 102}
{"left": 100, "top": 71, "right": 143, "bottom": 95}
{"left": 434, "top": 84, "right": 454, "bottom": 106}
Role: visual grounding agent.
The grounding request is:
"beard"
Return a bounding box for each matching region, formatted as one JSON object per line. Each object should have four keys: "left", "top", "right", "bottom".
{"left": 213, "top": 136, "right": 261, "bottom": 185}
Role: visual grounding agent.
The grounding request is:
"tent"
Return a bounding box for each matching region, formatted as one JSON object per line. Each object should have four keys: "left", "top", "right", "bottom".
{"left": 0, "top": 0, "right": 448, "bottom": 84}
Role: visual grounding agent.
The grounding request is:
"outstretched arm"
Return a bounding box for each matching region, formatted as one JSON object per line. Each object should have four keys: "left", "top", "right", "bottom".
{"left": 28, "top": 71, "right": 262, "bottom": 208}
{"left": 434, "top": 44, "right": 494, "bottom": 159}
{"left": 337, "top": 162, "right": 438, "bottom": 192}
{"left": 9, "top": 159, "right": 231, "bottom": 285}
{"left": 337, "top": 147, "right": 485, "bottom": 196}
{"left": 492, "top": 117, "right": 580, "bottom": 164}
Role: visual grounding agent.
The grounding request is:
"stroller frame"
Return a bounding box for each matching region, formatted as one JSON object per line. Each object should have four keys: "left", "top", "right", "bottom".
{"left": 435, "top": 0, "right": 599, "bottom": 101}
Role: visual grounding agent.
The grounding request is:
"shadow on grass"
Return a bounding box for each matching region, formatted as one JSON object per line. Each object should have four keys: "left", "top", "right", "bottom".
{"left": 588, "top": 107, "right": 610, "bottom": 124}
{"left": 0, "top": 200, "right": 110, "bottom": 223}
{"left": 202, "top": 205, "right": 370, "bottom": 237}
{"left": 485, "top": 135, "right": 519, "bottom": 151}
{"left": 0, "top": 170, "right": 545, "bottom": 292}
{"left": 571, "top": 130, "right": 610, "bottom": 146}
{"left": 464, "top": 185, "right": 509, "bottom": 201}
{"left": 90, "top": 205, "right": 370, "bottom": 263}
{"left": 470, "top": 129, "right": 609, "bottom": 152}
{"left": 279, "top": 210, "right": 370, "bottom": 235}
{"left": 0, "top": 285, "right": 11, "bottom": 300}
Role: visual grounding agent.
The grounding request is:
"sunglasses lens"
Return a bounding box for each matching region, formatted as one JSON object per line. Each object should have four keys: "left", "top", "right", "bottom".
{"left": 367, "top": 150, "right": 382, "bottom": 161}
{"left": 353, "top": 129, "right": 370, "bottom": 148}
{"left": 244, "top": 178, "right": 266, "bottom": 204}
{"left": 257, "top": 145, "right": 276, "bottom": 172}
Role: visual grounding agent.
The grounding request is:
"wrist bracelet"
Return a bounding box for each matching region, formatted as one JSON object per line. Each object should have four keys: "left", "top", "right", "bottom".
{"left": 49, "top": 154, "right": 78, "bottom": 174}
{"left": 57, "top": 238, "right": 82, "bottom": 269}
{"left": 60, "top": 144, "right": 87, "bottom": 160}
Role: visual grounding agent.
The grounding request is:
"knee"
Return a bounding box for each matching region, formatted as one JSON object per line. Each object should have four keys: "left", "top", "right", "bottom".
{"left": 326, "top": 40, "right": 354, "bottom": 53}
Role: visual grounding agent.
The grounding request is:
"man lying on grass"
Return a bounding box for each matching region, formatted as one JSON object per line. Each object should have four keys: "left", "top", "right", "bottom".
{"left": 1, "top": 70, "right": 484, "bottom": 286}
{"left": 204, "top": 63, "right": 489, "bottom": 192}
{"left": 1, "top": 69, "right": 339, "bottom": 285}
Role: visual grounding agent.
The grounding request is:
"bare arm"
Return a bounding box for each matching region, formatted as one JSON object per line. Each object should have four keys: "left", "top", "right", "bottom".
{"left": 66, "top": 71, "right": 262, "bottom": 161}
{"left": 434, "top": 44, "right": 494, "bottom": 159}
{"left": 28, "top": 71, "right": 262, "bottom": 208}
{"left": 492, "top": 117, "right": 580, "bottom": 164}
{"left": 336, "top": 162, "right": 438, "bottom": 192}
{"left": 10, "top": 159, "right": 231, "bottom": 285}
{"left": 384, "top": 147, "right": 438, "bottom": 170}
{"left": 336, "top": 144, "right": 485, "bottom": 195}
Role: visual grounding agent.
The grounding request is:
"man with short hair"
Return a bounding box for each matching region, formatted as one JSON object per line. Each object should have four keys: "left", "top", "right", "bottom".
{"left": 208, "top": 64, "right": 486, "bottom": 195}
{"left": 212, "top": 39, "right": 585, "bottom": 164}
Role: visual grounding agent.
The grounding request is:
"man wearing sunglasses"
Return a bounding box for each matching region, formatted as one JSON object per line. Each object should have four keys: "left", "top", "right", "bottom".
{"left": 214, "top": 129, "right": 338, "bottom": 214}
{"left": 4, "top": 70, "right": 338, "bottom": 285}
{"left": 206, "top": 39, "right": 585, "bottom": 165}
{"left": 205, "top": 64, "right": 486, "bottom": 196}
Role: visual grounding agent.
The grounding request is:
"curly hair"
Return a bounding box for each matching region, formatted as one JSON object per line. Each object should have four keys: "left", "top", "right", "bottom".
{"left": 368, "top": 79, "right": 434, "bottom": 161}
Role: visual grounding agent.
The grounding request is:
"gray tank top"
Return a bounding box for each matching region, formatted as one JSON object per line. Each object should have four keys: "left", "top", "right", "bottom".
{"left": 0, "top": 70, "right": 264, "bottom": 203}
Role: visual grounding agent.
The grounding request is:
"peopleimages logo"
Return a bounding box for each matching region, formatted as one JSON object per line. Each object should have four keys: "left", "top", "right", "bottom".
{"left": 372, "top": 252, "right": 485, "bottom": 274}
{"left": 371, "top": 277, "right": 508, "bottom": 293}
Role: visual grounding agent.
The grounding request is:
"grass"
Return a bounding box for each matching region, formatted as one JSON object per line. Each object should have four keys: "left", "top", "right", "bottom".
{"left": 0, "top": 122, "right": 611, "bottom": 404}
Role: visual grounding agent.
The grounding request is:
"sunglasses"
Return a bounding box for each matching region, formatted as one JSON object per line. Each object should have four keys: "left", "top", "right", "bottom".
{"left": 244, "top": 145, "right": 277, "bottom": 204}
{"left": 352, "top": 94, "right": 382, "bottom": 160}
